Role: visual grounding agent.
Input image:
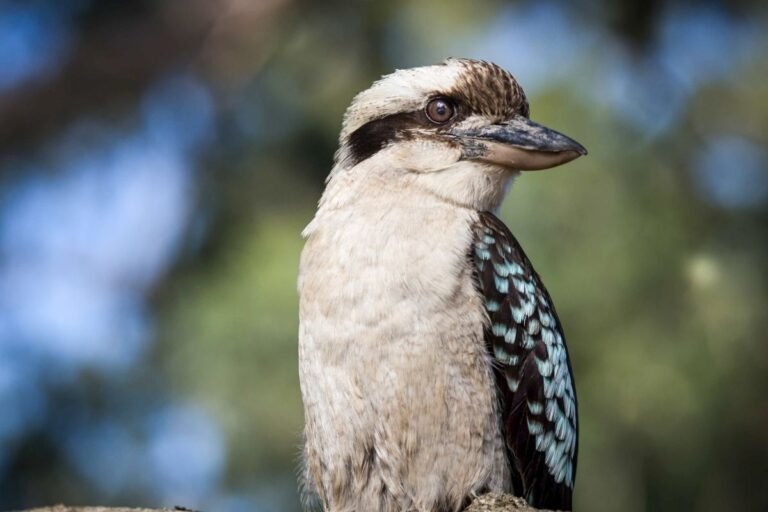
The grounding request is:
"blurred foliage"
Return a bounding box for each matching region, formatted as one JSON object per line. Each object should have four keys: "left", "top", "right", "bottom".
{"left": 1, "top": 1, "right": 767, "bottom": 511}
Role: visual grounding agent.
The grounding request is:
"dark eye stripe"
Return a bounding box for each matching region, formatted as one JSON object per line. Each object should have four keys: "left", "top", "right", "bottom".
{"left": 343, "top": 94, "right": 469, "bottom": 167}
{"left": 345, "top": 111, "right": 422, "bottom": 166}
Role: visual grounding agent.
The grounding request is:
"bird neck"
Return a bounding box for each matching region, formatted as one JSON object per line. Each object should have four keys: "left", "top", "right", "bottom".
{"left": 312, "top": 156, "right": 515, "bottom": 229}
{"left": 304, "top": 166, "right": 462, "bottom": 240}
{"left": 299, "top": 170, "right": 480, "bottom": 318}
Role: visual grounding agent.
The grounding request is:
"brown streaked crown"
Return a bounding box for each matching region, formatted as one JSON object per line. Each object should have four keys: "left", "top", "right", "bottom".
{"left": 445, "top": 58, "right": 530, "bottom": 120}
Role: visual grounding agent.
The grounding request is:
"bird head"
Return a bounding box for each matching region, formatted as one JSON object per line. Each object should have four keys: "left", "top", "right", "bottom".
{"left": 330, "top": 58, "right": 587, "bottom": 211}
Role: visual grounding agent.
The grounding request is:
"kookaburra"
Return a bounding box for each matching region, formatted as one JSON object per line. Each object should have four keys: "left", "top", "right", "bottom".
{"left": 298, "top": 58, "right": 586, "bottom": 512}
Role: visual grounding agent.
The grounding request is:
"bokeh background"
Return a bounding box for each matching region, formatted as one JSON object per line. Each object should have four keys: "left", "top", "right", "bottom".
{"left": 1, "top": 0, "right": 767, "bottom": 511}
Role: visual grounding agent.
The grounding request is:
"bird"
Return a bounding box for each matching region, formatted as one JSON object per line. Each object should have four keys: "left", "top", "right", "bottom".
{"left": 298, "top": 58, "right": 586, "bottom": 512}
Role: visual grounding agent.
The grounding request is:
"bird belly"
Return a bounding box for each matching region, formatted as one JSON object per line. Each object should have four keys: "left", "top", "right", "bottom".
{"left": 298, "top": 205, "right": 511, "bottom": 511}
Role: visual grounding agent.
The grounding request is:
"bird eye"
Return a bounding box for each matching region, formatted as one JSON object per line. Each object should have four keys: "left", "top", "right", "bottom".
{"left": 425, "top": 97, "right": 454, "bottom": 124}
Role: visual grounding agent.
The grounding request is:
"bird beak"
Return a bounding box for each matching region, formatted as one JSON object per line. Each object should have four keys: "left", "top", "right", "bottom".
{"left": 455, "top": 115, "right": 587, "bottom": 171}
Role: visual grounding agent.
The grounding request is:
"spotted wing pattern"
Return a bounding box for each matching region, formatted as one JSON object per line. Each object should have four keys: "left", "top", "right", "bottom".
{"left": 471, "top": 211, "right": 578, "bottom": 511}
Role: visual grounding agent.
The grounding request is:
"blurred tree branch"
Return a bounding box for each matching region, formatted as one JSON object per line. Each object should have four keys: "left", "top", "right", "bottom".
{"left": 465, "top": 494, "right": 555, "bottom": 511}
{"left": 0, "top": 0, "right": 289, "bottom": 157}
{"left": 11, "top": 507, "right": 189, "bottom": 512}
{"left": 12, "top": 494, "right": 556, "bottom": 512}
{"left": 0, "top": 11, "right": 205, "bottom": 155}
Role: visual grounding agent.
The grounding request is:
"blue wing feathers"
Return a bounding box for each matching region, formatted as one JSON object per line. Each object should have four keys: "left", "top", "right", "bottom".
{"left": 470, "top": 211, "right": 578, "bottom": 511}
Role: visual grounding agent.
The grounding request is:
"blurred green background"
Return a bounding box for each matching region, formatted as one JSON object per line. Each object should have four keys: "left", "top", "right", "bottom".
{"left": 1, "top": 1, "right": 767, "bottom": 511}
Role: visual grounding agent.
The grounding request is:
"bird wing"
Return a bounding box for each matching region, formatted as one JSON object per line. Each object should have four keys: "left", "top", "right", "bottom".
{"left": 471, "top": 211, "right": 578, "bottom": 511}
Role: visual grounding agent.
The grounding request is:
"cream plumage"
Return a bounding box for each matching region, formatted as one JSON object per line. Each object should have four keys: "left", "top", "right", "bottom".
{"left": 298, "top": 58, "right": 586, "bottom": 512}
